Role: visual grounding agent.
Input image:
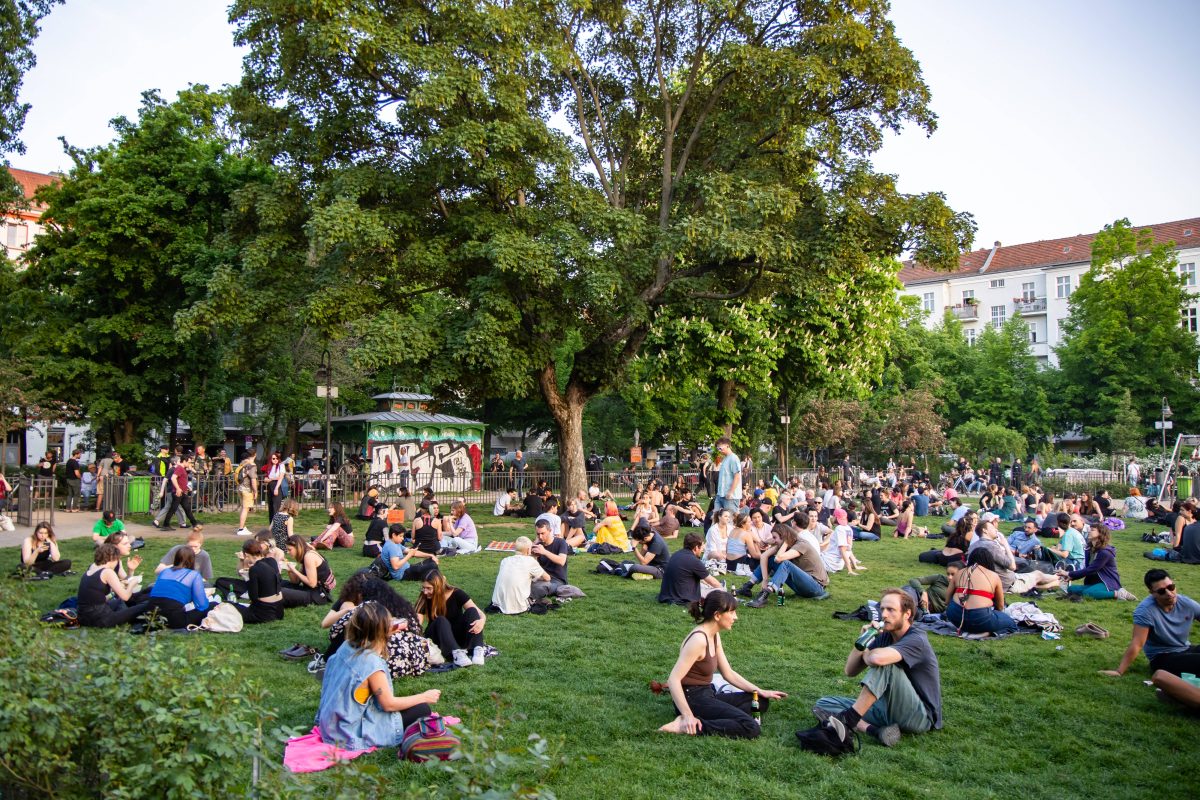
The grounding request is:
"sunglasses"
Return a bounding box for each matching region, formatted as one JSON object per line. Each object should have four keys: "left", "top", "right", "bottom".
{"left": 1153, "top": 584, "right": 1177, "bottom": 596}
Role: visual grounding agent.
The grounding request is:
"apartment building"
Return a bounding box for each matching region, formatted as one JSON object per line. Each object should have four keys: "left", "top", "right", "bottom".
{"left": 2, "top": 167, "right": 56, "bottom": 263}
{"left": 899, "top": 217, "right": 1200, "bottom": 365}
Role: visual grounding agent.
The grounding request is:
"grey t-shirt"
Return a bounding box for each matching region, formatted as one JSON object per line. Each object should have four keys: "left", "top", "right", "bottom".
{"left": 875, "top": 626, "right": 942, "bottom": 729}
{"left": 159, "top": 545, "right": 213, "bottom": 584}
{"left": 1132, "top": 594, "right": 1200, "bottom": 659}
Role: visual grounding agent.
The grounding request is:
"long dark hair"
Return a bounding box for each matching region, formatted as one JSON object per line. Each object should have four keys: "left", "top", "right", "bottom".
{"left": 688, "top": 590, "right": 738, "bottom": 623}
{"left": 361, "top": 578, "right": 420, "bottom": 630}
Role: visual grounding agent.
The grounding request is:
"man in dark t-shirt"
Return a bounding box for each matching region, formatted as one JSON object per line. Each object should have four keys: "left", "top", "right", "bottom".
{"left": 625, "top": 524, "right": 671, "bottom": 579}
{"left": 657, "top": 533, "right": 720, "bottom": 604}
{"left": 531, "top": 520, "right": 570, "bottom": 600}
{"left": 801, "top": 588, "right": 942, "bottom": 751}
{"left": 64, "top": 449, "right": 83, "bottom": 512}
{"left": 521, "top": 490, "right": 544, "bottom": 518}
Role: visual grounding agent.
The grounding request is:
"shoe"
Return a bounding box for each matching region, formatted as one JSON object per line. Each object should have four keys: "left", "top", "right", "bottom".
{"left": 452, "top": 649, "right": 473, "bottom": 668}
{"left": 306, "top": 655, "right": 326, "bottom": 674}
{"left": 1075, "top": 622, "right": 1110, "bottom": 639}
{"left": 1114, "top": 588, "right": 1138, "bottom": 601}
{"left": 735, "top": 581, "right": 756, "bottom": 598}
{"left": 280, "top": 643, "right": 317, "bottom": 660}
{"left": 747, "top": 589, "right": 771, "bottom": 608}
{"left": 471, "top": 646, "right": 486, "bottom": 666}
{"left": 151, "top": 519, "right": 161, "bottom": 529}
{"left": 873, "top": 724, "right": 901, "bottom": 747}
{"left": 631, "top": 572, "right": 654, "bottom": 581}
{"left": 236, "top": 528, "right": 252, "bottom": 536}
{"left": 130, "top": 537, "right": 146, "bottom": 550}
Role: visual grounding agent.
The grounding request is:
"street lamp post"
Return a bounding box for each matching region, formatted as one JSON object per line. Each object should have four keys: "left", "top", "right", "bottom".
{"left": 779, "top": 409, "right": 791, "bottom": 477}
{"left": 1162, "top": 396, "right": 1173, "bottom": 467}
{"left": 317, "top": 349, "right": 339, "bottom": 505}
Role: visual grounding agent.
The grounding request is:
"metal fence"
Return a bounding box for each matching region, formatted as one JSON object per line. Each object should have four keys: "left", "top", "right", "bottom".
{"left": 96, "top": 466, "right": 827, "bottom": 519}
{"left": 14, "top": 475, "right": 56, "bottom": 527}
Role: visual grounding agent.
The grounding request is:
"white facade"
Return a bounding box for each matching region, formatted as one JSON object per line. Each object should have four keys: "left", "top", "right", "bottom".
{"left": 901, "top": 224, "right": 1200, "bottom": 366}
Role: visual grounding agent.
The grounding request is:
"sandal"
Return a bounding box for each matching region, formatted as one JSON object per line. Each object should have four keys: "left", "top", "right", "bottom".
{"left": 1074, "top": 622, "right": 1109, "bottom": 639}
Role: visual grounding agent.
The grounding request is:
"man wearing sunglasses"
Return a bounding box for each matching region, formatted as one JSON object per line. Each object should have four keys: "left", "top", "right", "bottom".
{"left": 1100, "top": 569, "right": 1199, "bottom": 678}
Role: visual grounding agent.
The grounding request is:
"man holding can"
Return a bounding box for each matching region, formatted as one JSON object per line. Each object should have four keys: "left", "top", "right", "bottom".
{"left": 796, "top": 588, "right": 942, "bottom": 753}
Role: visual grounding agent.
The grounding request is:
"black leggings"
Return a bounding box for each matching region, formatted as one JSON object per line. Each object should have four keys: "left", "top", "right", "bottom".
{"left": 281, "top": 584, "right": 330, "bottom": 608}
{"left": 918, "top": 550, "right": 962, "bottom": 566}
{"left": 676, "top": 684, "right": 768, "bottom": 739}
{"left": 400, "top": 703, "right": 432, "bottom": 729}
{"left": 425, "top": 608, "right": 484, "bottom": 660}
{"left": 79, "top": 599, "right": 151, "bottom": 628}
{"left": 147, "top": 598, "right": 208, "bottom": 629}
{"left": 215, "top": 577, "right": 248, "bottom": 597}
{"left": 32, "top": 556, "right": 72, "bottom": 574}
{"left": 402, "top": 560, "right": 441, "bottom": 582}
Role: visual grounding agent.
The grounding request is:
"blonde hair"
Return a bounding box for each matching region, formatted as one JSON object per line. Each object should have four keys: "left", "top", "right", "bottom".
{"left": 513, "top": 536, "right": 533, "bottom": 554}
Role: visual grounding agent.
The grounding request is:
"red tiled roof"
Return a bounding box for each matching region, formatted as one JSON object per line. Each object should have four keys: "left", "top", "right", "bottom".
{"left": 6, "top": 166, "right": 58, "bottom": 207}
{"left": 899, "top": 217, "right": 1200, "bottom": 285}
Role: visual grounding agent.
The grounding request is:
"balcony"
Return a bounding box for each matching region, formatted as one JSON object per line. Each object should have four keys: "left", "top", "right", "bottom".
{"left": 949, "top": 304, "right": 979, "bottom": 320}
{"left": 1013, "top": 297, "right": 1047, "bottom": 315}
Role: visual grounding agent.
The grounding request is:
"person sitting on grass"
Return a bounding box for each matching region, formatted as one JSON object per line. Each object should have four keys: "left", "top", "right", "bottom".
{"left": 995, "top": 487, "right": 1022, "bottom": 521}
{"left": 316, "top": 571, "right": 374, "bottom": 671}
{"left": 945, "top": 549, "right": 1018, "bottom": 635}
{"left": 444, "top": 500, "right": 480, "bottom": 555}
{"left": 76, "top": 543, "right": 151, "bottom": 628}
{"left": 316, "top": 601, "right": 443, "bottom": 751}
{"left": 157, "top": 529, "right": 214, "bottom": 585}
{"left": 617, "top": 521, "right": 671, "bottom": 579}
{"left": 146, "top": 545, "right": 210, "bottom": 629}
{"left": 321, "top": 578, "right": 430, "bottom": 678}
{"left": 704, "top": 509, "right": 735, "bottom": 573}
{"left": 561, "top": 497, "right": 589, "bottom": 549}
{"left": 416, "top": 570, "right": 488, "bottom": 669}
{"left": 906, "top": 559, "right": 964, "bottom": 615}
{"left": 282, "top": 535, "right": 334, "bottom": 607}
{"left": 658, "top": 591, "right": 787, "bottom": 739}
{"left": 91, "top": 510, "right": 125, "bottom": 544}
{"left": 1056, "top": 522, "right": 1138, "bottom": 601}
{"left": 745, "top": 525, "right": 831, "bottom": 607}
{"left": 491, "top": 535, "right": 550, "bottom": 615}
{"left": 230, "top": 539, "right": 285, "bottom": 624}
{"left": 271, "top": 499, "right": 299, "bottom": 551}
{"left": 362, "top": 502, "right": 389, "bottom": 558}
{"left": 1008, "top": 519, "right": 1043, "bottom": 564}
{"left": 1046, "top": 513, "right": 1085, "bottom": 570}
{"left": 1099, "top": 568, "right": 1199, "bottom": 679}
{"left": 493, "top": 486, "right": 521, "bottom": 517}
{"left": 659, "top": 533, "right": 723, "bottom": 605}
{"left": 592, "top": 500, "right": 631, "bottom": 552}
{"left": 356, "top": 485, "right": 382, "bottom": 520}
{"left": 531, "top": 520, "right": 570, "bottom": 601}
{"left": 799, "top": 588, "right": 942, "bottom": 752}
{"left": 21, "top": 522, "right": 72, "bottom": 576}
{"left": 724, "top": 512, "right": 756, "bottom": 576}
{"left": 822, "top": 508, "right": 862, "bottom": 575}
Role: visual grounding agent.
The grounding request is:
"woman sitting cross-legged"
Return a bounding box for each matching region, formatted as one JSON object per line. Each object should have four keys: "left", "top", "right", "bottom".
{"left": 416, "top": 570, "right": 488, "bottom": 669}
{"left": 146, "top": 545, "right": 210, "bottom": 629}
{"left": 945, "top": 548, "right": 1018, "bottom": 635}
{"left": 22, "top": 522, "right": 72, "bottom": 576}
{"left": 659, "top": 591, "right": 787, "bottom": 738}
{"left": 281, "top": 535, "right": 334, "bottom": 607}
{"left": 316, "top": 602, "right": 443, "bottom": 751}
{"left": 230, "top": 539, "right": 285, "bottom": 624}
{"left": 77, "top": 543, "right": 151, "bottom": 628}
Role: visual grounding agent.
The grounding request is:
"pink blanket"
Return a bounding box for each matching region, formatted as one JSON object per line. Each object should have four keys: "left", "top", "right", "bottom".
{"left": 283, "top": 726, "right": 376, "bottom": 773}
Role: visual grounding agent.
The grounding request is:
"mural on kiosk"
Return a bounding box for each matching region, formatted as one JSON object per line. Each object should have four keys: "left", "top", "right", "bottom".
{"left": 369, "top": 426, "right": 484, "bottom": 492}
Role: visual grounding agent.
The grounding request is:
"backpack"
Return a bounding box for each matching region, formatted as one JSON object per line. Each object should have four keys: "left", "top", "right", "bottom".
{"left": 194, "top": 602, "right": 244, "bottom": 633}
{"left": 39, "top": 609, "right": 79, "bottom": 629}
{"left": 398, "top": 714, "right": 459, "bottom": 762}
{"left": 795, "top": 718, "right": 860, "bottom": 757}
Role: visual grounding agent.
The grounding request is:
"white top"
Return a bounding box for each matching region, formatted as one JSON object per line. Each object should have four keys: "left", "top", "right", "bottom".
{"left": 493, "top": 492, "right": 512, "bottom": 516}
{"left": 491, "top": 554, "right": 547, "bottom": 615}
{"left": 821, "top": 525, "right": 853, "bottom": 573}
{"left": 704, "top": 523, "right": 730, "bottom": 561}
{"left": 535, "top": 512, "right": 562, "bottom": 537}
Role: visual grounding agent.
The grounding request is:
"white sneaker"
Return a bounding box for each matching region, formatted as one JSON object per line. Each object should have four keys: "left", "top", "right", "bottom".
{"left": 1115, "top": 587, "right": 1138, "bottom": 601}
{"left": 452, "top": 649, "right": 473, "bottom": 668}
{"left": 236, "top": 527, "right": 252, "bottom": 536}
{"left": 471, "top": 646, "right": 486, "bottom": 666}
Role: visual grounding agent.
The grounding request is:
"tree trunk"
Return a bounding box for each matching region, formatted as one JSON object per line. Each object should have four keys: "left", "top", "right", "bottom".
{"left": 285, "top": 418, "right": 300, "bottom": 458}
{"left": 538, "top": 365, "right": 591, "bottom": 499}
{"left": 112, "top": 419, "right": 138, "bottom": 446}
{"left": 717, "top": 379, "right": 739, "bottom": 437}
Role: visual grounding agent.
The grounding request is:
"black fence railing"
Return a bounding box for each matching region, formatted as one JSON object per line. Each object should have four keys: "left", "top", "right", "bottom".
{"left": 15, "top": 476, "right": 56, "bottom": 527}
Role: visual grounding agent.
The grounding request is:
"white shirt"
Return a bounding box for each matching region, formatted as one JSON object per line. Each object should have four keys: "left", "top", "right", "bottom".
{"left": 704, "top": 524, "right": 730, "bottom": 561}
{"left": 491, "top": 554, "right": 547, "bottom": 615}
{"left": 535, "top": 511, "right": 562, "bottom": 537}
{"left": 493, "top": 492, "right": 513, "bottom": 516}
{"left": 822, "top": 525, "right": 853, "bottom": 573}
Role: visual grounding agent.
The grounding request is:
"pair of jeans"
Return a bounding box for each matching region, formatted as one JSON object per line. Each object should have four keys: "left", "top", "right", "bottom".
{"left": 714, "top": 496, "right": 740, "bottom": 513}
{"left": 767, "top": 560, "right": 827, "bottom": 598}
{"left": 1066, "top": 582, "right": 1115, "bottom": 599}
{"left": 945, "top": 600, "right": 1018, "bottom": 634}
{"left": 281, "top": 585, "right": 330, "bottom": 608}
{"left": 676, "top": 684, "right": 766, "bottom": 739}
{"left": 624, "top": 563, "right": 664, "bottom": 579}
{"left": 852, "top": 527, "right": 880, "bottom": 542}
{"left": 530, "top": 578, "right": 564, "bottom": 600}
{"left": 814, "top": 663, "right": 933, "bottom": 733}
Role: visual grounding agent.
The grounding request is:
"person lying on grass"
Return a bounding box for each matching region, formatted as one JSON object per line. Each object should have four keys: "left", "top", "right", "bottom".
{"left": 799, "top": 588, "right": 942, "bottom": 752}
{"left": 1099, "top": 568, "right": 1199, "bottom": 679}
{"left": 658, "top": 591, "right": 786, "bottom": 738}
{"left": 316, "top": 601, "right": 442, "bottom": 751}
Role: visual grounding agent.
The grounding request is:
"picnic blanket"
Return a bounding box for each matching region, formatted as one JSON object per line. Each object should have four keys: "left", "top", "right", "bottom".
{"left": 486, "top": 540, "right": 516, "bottom": 552}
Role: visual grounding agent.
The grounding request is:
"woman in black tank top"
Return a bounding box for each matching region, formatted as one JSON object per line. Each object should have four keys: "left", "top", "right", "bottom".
{"left": 77, "top": 543, "right": 151, "bottom": 628}
{"left": 659, "top": 591, "right": 787, "bottom": 739}
{"left": 281, "top": 535, "right": 333, "bottom": 607}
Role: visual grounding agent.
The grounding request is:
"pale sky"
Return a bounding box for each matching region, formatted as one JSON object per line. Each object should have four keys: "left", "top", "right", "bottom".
{"left": 14, "top": 0, "right": 1200, "bottom": 251}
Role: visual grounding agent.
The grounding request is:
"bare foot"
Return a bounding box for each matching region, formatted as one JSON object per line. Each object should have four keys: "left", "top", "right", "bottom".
{"left": 658, "top": 716, "right": 686, "bottom": 734}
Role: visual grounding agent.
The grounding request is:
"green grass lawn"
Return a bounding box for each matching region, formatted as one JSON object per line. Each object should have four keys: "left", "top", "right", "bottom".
{"left": 5, "top": 506, "right": 1198, "bottom": 800}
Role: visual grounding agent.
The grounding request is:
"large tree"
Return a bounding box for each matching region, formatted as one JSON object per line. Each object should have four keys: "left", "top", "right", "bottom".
{"left": 1055, "top": 219, "right": 1200, "bottom": 440}
{"left": 5, "top": 88, "right": 263, "bottom": 447}
{"left": 0, "top": 0, "right": 61, "bottom": 206}
{"left": 231, "top": 0, "right": 972, "bottom": 494}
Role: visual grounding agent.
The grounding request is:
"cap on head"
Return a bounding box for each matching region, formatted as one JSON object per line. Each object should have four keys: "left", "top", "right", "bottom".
{"left": 833, "top": 508, "right": 848, "bottom": 525}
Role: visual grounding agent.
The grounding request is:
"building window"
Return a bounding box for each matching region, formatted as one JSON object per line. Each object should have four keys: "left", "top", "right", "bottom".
{"left": 4, "top": 224, "right": 19, "bottom": 248}
{"left": 1029, "top": 327, "right": 1038, "bottom": 344}
{"left": 990, "top": 305, "right": 1006, "bottom": 328}
{"left": 1183, "top": 307, "right": 1198, "bottom": 333}
{"left": 989, "top": 278, "right": 1005, "bottom": 288}
{"left": 1056, "top": 275, "right": 1072, "bottom": 298}
{"left": 965, "top": 328, "right": 977, "bottom": 346}
{"left": 922, "top": 292, "right": 934, "bottom": 313}
{"left": 1021, "top": 282, "right": 1036, "bottom": 301}
{"left": 962, "top": 289, "right": 974, "bottom": 303}
{"left": 1181, "top": 262, "right": 1196, "bottom": 287}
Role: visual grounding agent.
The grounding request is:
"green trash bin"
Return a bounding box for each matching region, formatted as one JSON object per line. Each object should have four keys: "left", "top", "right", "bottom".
{"left": 126, "top": 476, "right": 151, "bottom": 513}
{"left": 1178, "top": 476, "right": 1193, "bottom": 499}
